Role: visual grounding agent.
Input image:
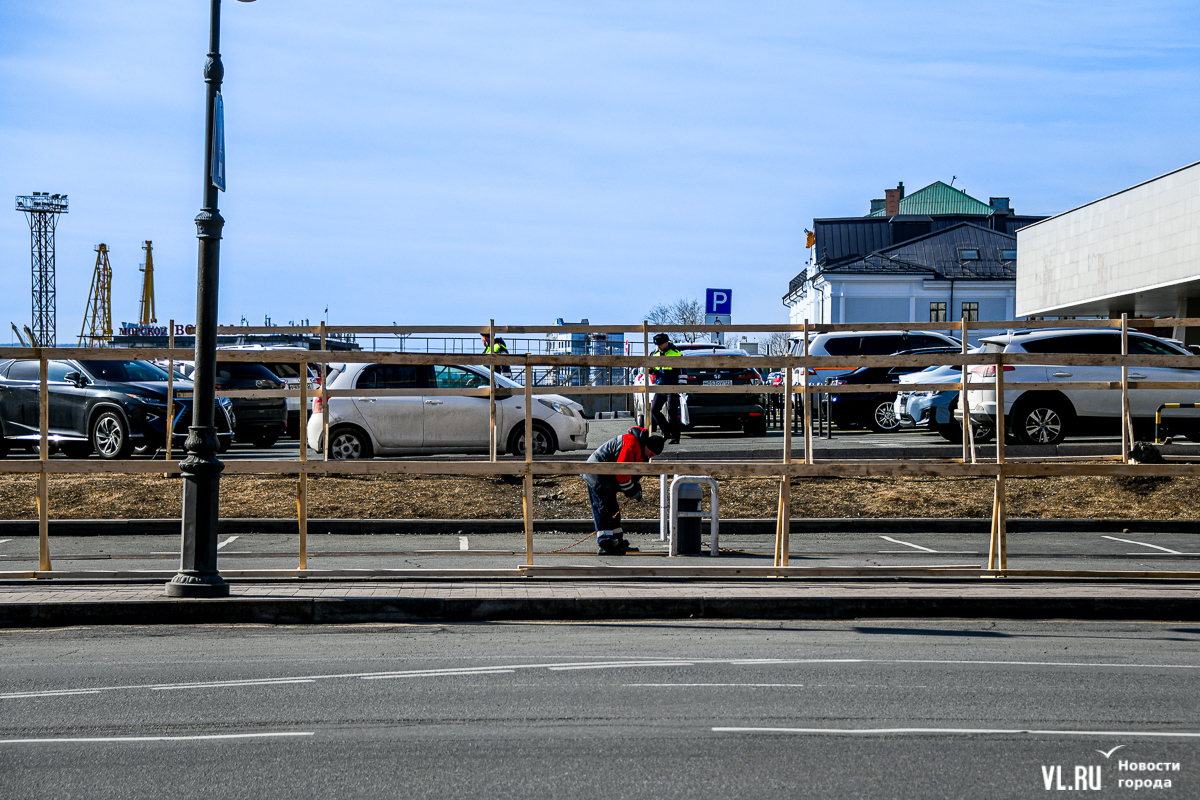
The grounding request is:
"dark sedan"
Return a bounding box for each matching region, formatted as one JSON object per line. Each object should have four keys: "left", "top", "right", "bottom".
{"left": 0, "top": 359, "right": 233, "bottom": 459}
{"left": 825, "top": 347, "right": 958, "bottom": 432}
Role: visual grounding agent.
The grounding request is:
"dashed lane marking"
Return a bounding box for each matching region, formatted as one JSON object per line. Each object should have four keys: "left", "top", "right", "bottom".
{"left": 879, "top": 536, "right": 937, "bottom": 553}
{"left": 216, "top": 535, "right": 239, "bottom": 550}
{"left": 459, "top": 536, "right": 469, "bottom": 551}
{"left": 0, "top": 732, "right": 314, "bottom": 744}
{"left": 714, "top": 727, "right": 1200, "bottom": 738}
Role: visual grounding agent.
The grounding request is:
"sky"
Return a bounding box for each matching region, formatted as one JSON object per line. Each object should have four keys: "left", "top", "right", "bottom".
{"left": 2, "top": 0, "right": 1199, "bottom": 343}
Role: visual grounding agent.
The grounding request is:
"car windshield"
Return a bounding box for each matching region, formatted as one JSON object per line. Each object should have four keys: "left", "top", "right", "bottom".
{"left": 79, "top": 360, "right": 169, "bottom": 382}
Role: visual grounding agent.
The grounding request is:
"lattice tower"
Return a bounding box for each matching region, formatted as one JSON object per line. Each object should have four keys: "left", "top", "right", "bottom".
{"left": 15, "top": 193, "right": 68, "bottom": 347}
{"left": 138, "top": 240, "right": 156, "bottom": 325}
{"left": 78, "top": 244, "right": 113, "bottom": 347}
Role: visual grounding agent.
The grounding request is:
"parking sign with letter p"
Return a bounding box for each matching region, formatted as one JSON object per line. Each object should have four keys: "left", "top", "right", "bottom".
{"left": 706, "top": 289, "right": 731, "bottom": 315}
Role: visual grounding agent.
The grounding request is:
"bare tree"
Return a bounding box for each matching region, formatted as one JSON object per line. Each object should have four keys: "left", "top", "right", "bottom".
{"left": 646, "top": 298, "right": 704, "bottom": 343}
{"left": 759, "top": 331, "right": 792, "bottom": 356}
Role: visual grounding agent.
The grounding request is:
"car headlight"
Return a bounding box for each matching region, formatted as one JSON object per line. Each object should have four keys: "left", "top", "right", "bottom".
{"left": 537, "top": 398, "right": 574, "bottom": 417}
{"left": 124, "top": 393, "right": 167, "bottom": 405}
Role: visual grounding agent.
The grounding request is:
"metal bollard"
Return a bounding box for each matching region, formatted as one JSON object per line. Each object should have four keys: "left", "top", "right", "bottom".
{"left": 668, "top": 475, "right": 720, "bottom": 558}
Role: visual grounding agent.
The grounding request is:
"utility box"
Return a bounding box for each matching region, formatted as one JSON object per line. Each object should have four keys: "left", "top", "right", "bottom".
{"left": 675, "top": 482, "right": 703, "bottom": 555}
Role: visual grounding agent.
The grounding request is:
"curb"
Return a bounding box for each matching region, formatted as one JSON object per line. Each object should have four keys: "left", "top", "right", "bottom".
{"left": 1, "top": 517, "right": 1197, "bottom": 536}
{"left": 3, "top": 594, "right": 1200, "bottom": 627}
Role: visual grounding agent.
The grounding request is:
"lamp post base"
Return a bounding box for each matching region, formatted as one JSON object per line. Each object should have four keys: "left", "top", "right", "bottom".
{"left": 166, "top": 573, "right": 230, "bottom": 598}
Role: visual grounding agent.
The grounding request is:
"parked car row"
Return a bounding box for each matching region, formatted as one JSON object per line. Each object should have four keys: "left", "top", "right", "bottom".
{"left": 630, "top": 348, "right": 767, "bottom": 436}
{"left": 0, "top": 358, "right": 234, "bottom": 459}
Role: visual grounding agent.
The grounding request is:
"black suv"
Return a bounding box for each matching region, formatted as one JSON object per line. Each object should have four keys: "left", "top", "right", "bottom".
{"left": 0, "top": 359, "right": 233, "bottom": 459}
{"left": 215, "top": 362, "right": 288, "bottom": 447}
{"left": 825, "top": 346, "right": 959, "bottom": 432}
{"left": 636, "top": 349, "right": 767, "bottom": 436}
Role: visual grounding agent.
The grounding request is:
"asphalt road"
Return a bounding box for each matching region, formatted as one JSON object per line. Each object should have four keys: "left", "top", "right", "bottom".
{"left": 2, "top": 620, "right": 1199, "bottom": 798}
{"left": 4, "top": 530, "right": 1200, "bottom": 573}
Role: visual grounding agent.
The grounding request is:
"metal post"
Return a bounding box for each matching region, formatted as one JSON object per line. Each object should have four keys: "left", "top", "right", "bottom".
{"left": 168, "top": 0, "right": 233, "bottom": 598}
{"left": 523, "top": 354, "right": 533, "bottom": 567}
{"left": 1121, "top": 313, "right": 1130, "bottom": 462}
{"left": 488, "top": 319, "right": 497, "bottom": 463}
{"left": 37, "top": 354, "right": 50, "bottom": 573}
{"left": 659, "top": 473, "right": 668, "bottom": 541}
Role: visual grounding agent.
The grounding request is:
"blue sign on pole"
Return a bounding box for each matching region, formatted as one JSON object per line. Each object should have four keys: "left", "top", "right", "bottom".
{"left": 211, "top": 92, "right": 226, "bottom": 192}
{"left": 706, "top": 288, "right": 731, "bottom": 315}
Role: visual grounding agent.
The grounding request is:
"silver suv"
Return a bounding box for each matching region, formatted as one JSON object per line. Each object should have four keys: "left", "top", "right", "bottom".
{"left": 963, "top": 329, "right": 1199, "bottom": 445}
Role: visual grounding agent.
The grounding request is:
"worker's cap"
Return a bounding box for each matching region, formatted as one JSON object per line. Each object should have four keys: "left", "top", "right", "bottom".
{"left": 652, "top": 333, "right": 671, "bottom": 345}
{"left": 645, "top": 435, "right": 666, "bottom": 455}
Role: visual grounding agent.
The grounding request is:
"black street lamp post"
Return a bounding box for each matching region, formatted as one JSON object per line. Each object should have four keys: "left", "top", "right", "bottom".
{"left": 167, "top": 0, "right": 253, "bottom": 598}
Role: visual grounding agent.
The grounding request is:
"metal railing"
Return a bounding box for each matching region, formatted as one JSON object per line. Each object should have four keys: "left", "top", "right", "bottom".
{"left": 5, "top": 315, "right": 1200, "bottom": 579}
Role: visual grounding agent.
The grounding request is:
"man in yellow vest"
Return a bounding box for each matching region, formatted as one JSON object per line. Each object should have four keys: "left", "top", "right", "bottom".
{"left": 481, "top": 333, "right": 511, "bottom": 375}
{"left": 649, "top": 333, "right": 683, "bottom": 444}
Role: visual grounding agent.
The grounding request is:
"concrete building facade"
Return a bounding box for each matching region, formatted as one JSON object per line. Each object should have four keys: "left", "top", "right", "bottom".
{"left": 1016, "top": 160, "right": 1200, "bottom": 343}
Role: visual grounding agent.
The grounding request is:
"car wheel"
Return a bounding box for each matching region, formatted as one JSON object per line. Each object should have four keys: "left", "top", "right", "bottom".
{"left": 743, "top": 417, "right": 767, "bottom": 437}
{"left": 217, "top": 436, "right": 231, "bottom": 454}
{"left": 328, "top": 426, "right": 373, "bottom": 460}
{"left": 1011, "top": 396, "right": 1070, "bottom": 445}
{"left": 934, "top": 420, "right": 963, "bottom": 443}
{"left": 253, "top": 431, "right": 280, "bottom": 448}
{"left": 508, "top": 422, "right": 556, "bottom": 457}
{"left": 0, "top": 438, "right": 8, "bottom": 459}
{"left": 867, "top": 398, "right": 902, "bottom": 433}
{"left": 91, "top": 411, "right": 133, "bottom": 459}
{"left": 61, "top": 442, "right": 94, "bottom": 459}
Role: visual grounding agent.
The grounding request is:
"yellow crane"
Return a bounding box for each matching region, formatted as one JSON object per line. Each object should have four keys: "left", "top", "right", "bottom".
{"left": 138, "top": 240, "right": 156, "bottom": 326}
{"left": 78, "top": 243, "right": 113, "bottom": 347}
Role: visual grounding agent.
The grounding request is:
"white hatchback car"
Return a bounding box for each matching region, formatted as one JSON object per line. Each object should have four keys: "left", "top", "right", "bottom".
{"left": 964, "top": 329, "right": 1200, "bottom": 444}
{"left": 307, "top": 362, "right": 588, "bottom": 458}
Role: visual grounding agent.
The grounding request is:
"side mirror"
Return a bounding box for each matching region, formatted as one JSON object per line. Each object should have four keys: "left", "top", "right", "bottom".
{"left": 63, "top": 371, "right": 87, "bottom": 387}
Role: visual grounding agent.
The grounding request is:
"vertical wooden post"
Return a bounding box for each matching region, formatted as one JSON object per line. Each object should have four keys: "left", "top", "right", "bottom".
{"left": 523, "top": 354, "right": 534, "bottom": 567}
{"left": 489, "top": 319, "right": 497, "bottom": 463}
{"left": 781, "top": 348, "right": 795, "bottom": 567}
{"left": 987, "top": 476, "right": 999, "bottom": 571}
{"left": 298, "top": 359, "right": 308, "bottom": 569}
{"left": 994, "top": 352, "right": 1007, "bottom": 570}
{"left": 166, "top": 320, "right": 175, "bottom": 464}
{"left": 773, "top": 482, "right": 784, "bottom": 567}
{"left": 960, "top": 316, "right": 972, "bottom": 464}
{"left": 802, "top": 321, "right": 812, "bottom": 465}
{"left": 642, "top": 322, "right": 651, "bottom": 432}
{"left": 1121, "top": 313, "right": 1130, "bottom": 462}
{"left": 38, "top": 354, "right": 50, "bottom": 573}
{"left": 320, "top": 322, "right": 329, "bottom": 461}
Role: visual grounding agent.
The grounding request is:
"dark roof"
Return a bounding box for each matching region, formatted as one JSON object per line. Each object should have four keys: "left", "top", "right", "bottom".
{"left": 818, "top": 223, "right": 1017, "bottom": 280}
{"left": 814, "top": 213, "right": 1042, "bottom": 267}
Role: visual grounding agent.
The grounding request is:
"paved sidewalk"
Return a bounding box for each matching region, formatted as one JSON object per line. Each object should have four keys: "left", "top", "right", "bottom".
{"left": 2, "top": 578, "right": 1199, "bottom": 626}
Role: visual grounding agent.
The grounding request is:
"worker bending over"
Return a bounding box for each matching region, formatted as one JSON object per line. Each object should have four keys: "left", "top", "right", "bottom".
{"left": 649, "top": 333, "right": 683, "bottom": 444}
{"left": 481, "top": 333, "right": 512, "bottom": 375}
{"left": 582, "top": 426, "right": 664, "bottom": 555}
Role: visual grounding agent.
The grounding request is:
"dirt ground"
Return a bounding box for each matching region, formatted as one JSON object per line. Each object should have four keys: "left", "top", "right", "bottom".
{"left": 0, "top": 471, "right": 1194, "bottom": 520}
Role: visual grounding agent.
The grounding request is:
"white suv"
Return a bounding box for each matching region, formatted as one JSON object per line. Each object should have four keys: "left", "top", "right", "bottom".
{"left": 792, "top": 330, "right": 960, "bottom": 385}
{"left": 308, "top": 362, "right": 588, "bottom": 458}
{"left": 964, "top": 329, "right": 1200, "bottom": 445}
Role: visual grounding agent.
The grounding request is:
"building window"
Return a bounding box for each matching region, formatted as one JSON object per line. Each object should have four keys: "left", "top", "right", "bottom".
{"left": 1000, "top": 248, "right": 1017, "bottom": 260}
{"left": 959, "top": 248, "right": 980, "bottom": 260}
{"left": 929, "top": 302, "right": 947, "bottom": 322}
{"left": 961, "top": 302, "right": 979, "bottom": 322}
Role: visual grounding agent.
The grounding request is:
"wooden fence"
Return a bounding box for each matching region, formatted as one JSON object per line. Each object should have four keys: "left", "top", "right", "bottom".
{"left": 5, "top": 315, "right": 1200, "bottom": 579}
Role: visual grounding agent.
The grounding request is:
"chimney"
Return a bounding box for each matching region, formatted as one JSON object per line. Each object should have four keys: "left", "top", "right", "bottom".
{"left": 869, "top": 198, "right": 885, "bottom": 215}
{"left": 884, "top": 188, "right": 901, "bottom": 216}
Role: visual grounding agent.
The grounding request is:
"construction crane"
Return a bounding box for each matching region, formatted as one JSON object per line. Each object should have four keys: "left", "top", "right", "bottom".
{"left": 138, "top": 240, "right": 156, "bottom": 325}
{"left": 78, "top": 244, "right": 113, "bottom": 347}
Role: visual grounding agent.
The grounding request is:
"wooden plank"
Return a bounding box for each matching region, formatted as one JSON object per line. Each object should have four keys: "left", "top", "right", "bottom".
{"left": 297, "top": 473, "right": 307, "bottom": 570}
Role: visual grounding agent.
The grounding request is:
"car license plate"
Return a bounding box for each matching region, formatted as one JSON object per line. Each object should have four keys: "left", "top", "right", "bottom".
{"left": 705, "top": 380, "right": 733, "bottom": 386}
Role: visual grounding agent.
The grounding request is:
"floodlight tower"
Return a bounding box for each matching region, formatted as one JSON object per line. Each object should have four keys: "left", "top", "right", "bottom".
{"left": 15, "top": 193, "right": 68, "bottom": 347}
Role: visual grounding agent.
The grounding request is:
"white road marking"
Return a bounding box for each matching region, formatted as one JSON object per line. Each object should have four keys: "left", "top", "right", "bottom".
{"left": 0, "top": 732, "right": 314, "bottom": 745}
{"left": 459, "top": 536, "right": 469, "bottom": 551}
{"left": 153, "top": 679, "right": 316, "bottom": 691}
{"left": 879, "top": 536, "right": 937, "bottom": 553}
{"left": 714, "top": 727, "right": 1200, "bottom": 738}
{"left": 7, "top": 657, "right": 1200, "bottom": 701}
{"left": 362, "top": 668, "right": 515, "bottom": 680}
{"left": 549, "top": 661, "right": 695, "bottom": 671}
{"left": 0, "top": 539, "right": 11, "bottom": 547}
{"left": 216, "top": 535, "right": 239, "bottom": 550}
{"left": 1102, "top": 535, "right": 1181, "bottom": 554}
{"left": 627, "top": 683, "right": 805, "bottom": 687}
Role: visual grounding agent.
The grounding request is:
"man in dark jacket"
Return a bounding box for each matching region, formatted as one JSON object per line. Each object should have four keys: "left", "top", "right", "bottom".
{"left": 583, "top": 426, "right": 664, "bottom": 555}
{"left": 649, "top": 333, "right": 683, "bottom": 444}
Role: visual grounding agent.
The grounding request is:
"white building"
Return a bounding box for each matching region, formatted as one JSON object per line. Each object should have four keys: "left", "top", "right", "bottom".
{"left": 785, "top": 181, "right": 1045, "bottom": 333}
{"left": 1016, "top": 160, "right": 1200, "bottom": 344}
